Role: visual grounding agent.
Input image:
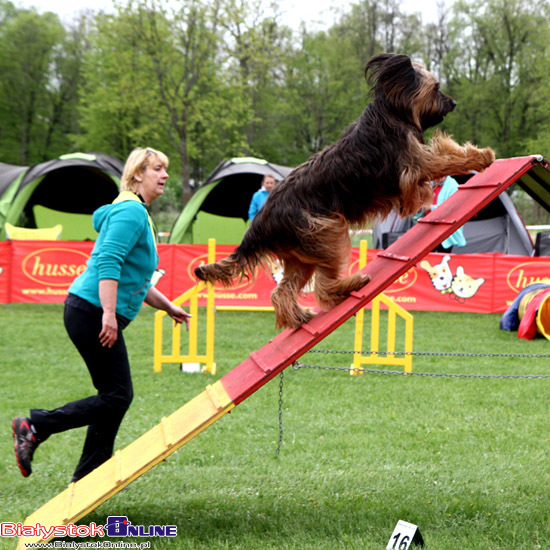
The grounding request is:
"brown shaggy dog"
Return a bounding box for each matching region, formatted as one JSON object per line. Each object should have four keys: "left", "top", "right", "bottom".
{"left": 195, "top": 53, "right": 495, "bottom": 329}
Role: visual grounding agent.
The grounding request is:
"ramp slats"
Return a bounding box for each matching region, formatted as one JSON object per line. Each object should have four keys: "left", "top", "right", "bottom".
{"left": 249, "top": 350, "right": 274, "bottom": 373}
{"left": 160, "top": 416, "right": 174, "bottom": 448}
{"left": 63, "top": 483, "right": 75, "bottom": 523}
{"left": 206, "top": 383, "right": 223, "bottom": 411}
{"left": 416, "top": 217, "right": 457, "bottom": 225}
{"left": 114, "top": 450, "right": 123, "bottom": 485}
{"left": 300, "top": 323, "right": 320, "bottom": 336}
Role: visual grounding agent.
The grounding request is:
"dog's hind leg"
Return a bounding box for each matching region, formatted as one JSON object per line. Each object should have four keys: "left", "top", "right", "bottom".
{"left": 306, "top": 219, "right": 370, "bottom": 310}
{"left": 314, "top": 266, "right": 371, "bottom": 311}
{"left": 271, "top": 260, "right": 315, "bottom": 330}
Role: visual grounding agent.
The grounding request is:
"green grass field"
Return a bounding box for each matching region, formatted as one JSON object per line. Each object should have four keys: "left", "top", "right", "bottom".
{"left": 1, "top": 304, "right": 549, "bottom": 549}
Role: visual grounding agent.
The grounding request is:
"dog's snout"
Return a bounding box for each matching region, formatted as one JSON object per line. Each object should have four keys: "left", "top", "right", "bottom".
{"left": 448, "top": 98, "right": 457, "bottom": 111}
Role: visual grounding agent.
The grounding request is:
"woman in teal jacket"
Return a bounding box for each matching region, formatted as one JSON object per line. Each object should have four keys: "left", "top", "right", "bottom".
{"left": 12, "top": 147, "right": 191, "bottom": 482}
{"left": 414, "top": 176, "right": 467, "bottom": 252}
{"left": 430, "top": 176, "right": 467, "bottom": 251}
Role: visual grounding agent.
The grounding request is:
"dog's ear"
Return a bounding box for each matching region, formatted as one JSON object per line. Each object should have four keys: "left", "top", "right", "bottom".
{"left": 364, "top": 53, "right": 418, "bottom": 105}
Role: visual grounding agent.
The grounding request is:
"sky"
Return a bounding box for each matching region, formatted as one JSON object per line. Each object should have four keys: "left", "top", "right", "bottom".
{"left": 15, "top": 0, "right": 440, "bottom": 28}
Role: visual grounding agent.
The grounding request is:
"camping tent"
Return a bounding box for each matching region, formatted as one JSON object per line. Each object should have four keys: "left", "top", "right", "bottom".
{"left": 0, "top": 152, "right": 123, "bottom": 241}
{"left": 372, "top": 174, "right": 534, "bottom": 255}
{"left": 169, "top": 157, "right": 294, "bottom": 244}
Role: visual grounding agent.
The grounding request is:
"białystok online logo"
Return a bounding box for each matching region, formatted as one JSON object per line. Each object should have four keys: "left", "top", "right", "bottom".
{"left": 0, "top": 516, "right": 177, "bottom": 539}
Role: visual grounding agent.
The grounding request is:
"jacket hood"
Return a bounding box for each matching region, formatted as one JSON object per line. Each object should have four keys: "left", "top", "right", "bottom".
{"left": 92, "top": 203, "right": 113, "bottom": 232}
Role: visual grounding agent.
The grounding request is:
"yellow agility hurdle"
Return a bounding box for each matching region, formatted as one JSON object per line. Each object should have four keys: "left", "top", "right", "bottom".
{"left": 351, "top": 239, "right": 414, "bottom": 375}
{"left": 153, "top": 239, "right": 216, "bottom": 374}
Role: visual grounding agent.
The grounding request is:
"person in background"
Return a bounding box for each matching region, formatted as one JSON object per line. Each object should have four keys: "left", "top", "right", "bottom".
{"left": 12, "top": 147, "right": 191, "bottom": 482}
{"left": 248, "top": 174, "right": 276, "bottom": 220}
{"left": 416, "top": 175, "right": 467, "bottom": 252}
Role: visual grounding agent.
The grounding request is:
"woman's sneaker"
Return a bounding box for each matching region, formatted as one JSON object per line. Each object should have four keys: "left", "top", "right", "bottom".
{"left": 12, "top": 417, "right": 38, "bottom": 477}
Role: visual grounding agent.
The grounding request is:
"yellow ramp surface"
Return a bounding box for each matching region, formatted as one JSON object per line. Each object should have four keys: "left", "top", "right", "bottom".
{"left": 18, "top": 381, "right": 234, "bottom": 549}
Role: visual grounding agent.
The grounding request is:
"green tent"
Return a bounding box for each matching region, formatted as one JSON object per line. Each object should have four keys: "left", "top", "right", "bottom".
{"left": 169, "top": 157, "right": 294, "bottom": 244}
{"left": 0, "top": 152, "right": 123, "bottom": 241}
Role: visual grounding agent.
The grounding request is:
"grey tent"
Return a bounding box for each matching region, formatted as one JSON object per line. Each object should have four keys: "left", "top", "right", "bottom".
{"left": 452, "top": 191, "right": 533, "bottom": 254}
{"left": 169, "top": 157, "right": 293, "bottom": 244}
{"left": 0, "top": 152, "right": 123, "bottom": 240}
{"left": 373, "top": 174, "right": 534, "bottom": 255}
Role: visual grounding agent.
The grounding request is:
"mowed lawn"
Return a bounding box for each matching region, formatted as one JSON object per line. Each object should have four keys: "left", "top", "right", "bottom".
{"left": 1, "top": 303, "right": 549, "bottom": 549}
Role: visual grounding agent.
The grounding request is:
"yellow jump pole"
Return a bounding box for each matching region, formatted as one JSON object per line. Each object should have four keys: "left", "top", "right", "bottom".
{"left": 203, "top": 238, "right": 216, "bottom": 374}
{"left": 351, "top": 240, "right": 368, "bottom": 375}
{"left": 350, "top": 239, "right": 414, "bottom": 375}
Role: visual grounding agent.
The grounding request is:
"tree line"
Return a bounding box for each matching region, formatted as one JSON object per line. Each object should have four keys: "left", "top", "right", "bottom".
{"left": 1, "top": 0, "right": 549, "bottom": 222}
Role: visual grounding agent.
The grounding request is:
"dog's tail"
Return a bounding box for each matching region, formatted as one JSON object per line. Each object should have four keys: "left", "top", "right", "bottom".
{"left": 194, "top": 224, "right": 270, "bottom": 287}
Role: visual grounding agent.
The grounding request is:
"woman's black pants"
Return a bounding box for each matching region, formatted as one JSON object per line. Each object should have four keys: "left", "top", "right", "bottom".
{"left": 30, "top": 299, "right": 133, "bottom": 482}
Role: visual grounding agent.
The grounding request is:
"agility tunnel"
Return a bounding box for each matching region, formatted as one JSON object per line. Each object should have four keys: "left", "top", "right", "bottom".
{"left": 517, "top": 285, "right": 550, "bottom": 340}
{"left": 500, "top": 281, "right": 550, "bottom": 340}
{"left": 17, "top": 156, "right": 550, "bottom": 548}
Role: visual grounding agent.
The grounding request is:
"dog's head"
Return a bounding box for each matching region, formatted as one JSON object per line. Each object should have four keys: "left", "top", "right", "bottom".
{"left": 365, "top": 53, "right": 456, "bottom": 131}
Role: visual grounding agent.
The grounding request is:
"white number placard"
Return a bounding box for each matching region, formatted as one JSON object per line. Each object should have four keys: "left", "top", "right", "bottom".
{"left": 386, "top": 520, "right": 424, "bottom": 549}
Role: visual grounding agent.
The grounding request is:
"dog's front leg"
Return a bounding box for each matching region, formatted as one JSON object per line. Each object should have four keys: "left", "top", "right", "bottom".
{"left": 427, "top": 133, "right": 495, "bottom": 176}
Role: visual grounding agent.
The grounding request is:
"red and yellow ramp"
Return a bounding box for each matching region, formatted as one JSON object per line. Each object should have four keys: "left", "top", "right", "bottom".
{"left": 17, "top": 156, "right": 550, "bottom": 548}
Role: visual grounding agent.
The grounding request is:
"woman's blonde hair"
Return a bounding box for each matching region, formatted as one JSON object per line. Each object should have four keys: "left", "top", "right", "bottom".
{"left": 120, "top": 147, "right": 169, "bottom": 192}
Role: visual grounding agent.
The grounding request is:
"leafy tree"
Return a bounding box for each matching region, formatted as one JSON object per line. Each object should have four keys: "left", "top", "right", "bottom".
{"left": 334, "top": 0, "right": 423, "bottom": 62}
{"left": 77, "top": 9, "right": 169, "bottom": 157}
{"left": 421, "top": 1, "right": 452, "bottom": 81}
{"left": 0, "top": 7, "right": 66, "bottom": 164}
{"left": 442, "top": 0, "right": 550, "bottom": 157}
{"left": 78, "top": 0, "right": 251, "bottom": 206}
{"left": 43, "top": 15, "right": 91, "bottom": 157}
{"left": 271, "top": 28, "right": 366, "bottom": 166}
{"left": 219, "top": 0, "right": 293, "bottom": 161}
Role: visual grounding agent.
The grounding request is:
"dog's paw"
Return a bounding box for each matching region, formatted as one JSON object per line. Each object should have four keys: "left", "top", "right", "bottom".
{"left": 352, "top": 272, "right": 371, "bottom": 290}
{"left": 477, "top": 146, "right": 496, "bottom": 169}
{"left": 276, "top": 308, "right": 315, "bottom": 330}
{"left": 465, "top": 144, "right": 496, "bottom": 171}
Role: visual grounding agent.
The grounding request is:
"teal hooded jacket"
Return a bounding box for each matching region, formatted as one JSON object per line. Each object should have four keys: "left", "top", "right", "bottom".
{"left": 68, "top": 192, "right": 158, "bottom": 320}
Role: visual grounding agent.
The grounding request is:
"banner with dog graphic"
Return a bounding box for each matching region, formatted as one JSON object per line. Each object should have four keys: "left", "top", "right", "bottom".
{"left": 1, "top": 241, "right": 549, "bottom": 314}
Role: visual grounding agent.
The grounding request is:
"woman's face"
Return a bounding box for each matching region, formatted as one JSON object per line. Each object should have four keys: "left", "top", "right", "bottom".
{"left": 263, "top": 177, "right": 276, "bottom": 192}
{"left": 136, "top": 157, "right": 169, "bottom": 204}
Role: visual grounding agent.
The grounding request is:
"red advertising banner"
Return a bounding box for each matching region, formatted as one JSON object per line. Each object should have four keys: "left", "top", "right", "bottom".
{"left": 388, "top": 252, "right": 494, "bottom": 313}
{"left": 8, "top": 241, "right": 93, "bottom": 303}
{"left": 1, "top": 241, "right": 549, "bottom": 313}
{"left": 0, "top": 241, "right": 11, "bottom": 304}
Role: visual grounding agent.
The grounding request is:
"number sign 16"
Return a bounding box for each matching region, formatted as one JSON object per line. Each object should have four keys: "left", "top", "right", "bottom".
{"left": 386, "top": 520, "right": 424, "bottom": 550}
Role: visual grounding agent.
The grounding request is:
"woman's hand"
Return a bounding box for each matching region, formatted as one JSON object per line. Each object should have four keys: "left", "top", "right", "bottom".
{"left": 167, "top": 304, "right": 192, "bottom": 331}
{"left": 99, "top": 279, "right": 119, "bottom": 347}
{"left": 99, "top": 311, "right": 118, "bottom": 347}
